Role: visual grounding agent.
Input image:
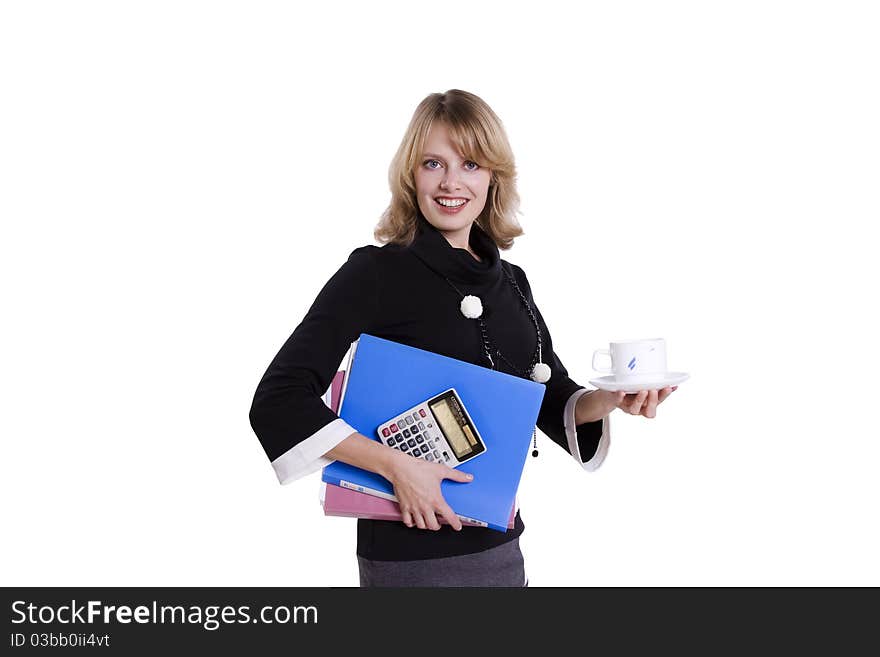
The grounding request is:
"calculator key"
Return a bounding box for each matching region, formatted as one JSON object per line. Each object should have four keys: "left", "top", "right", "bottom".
{"left": 412, "top": 412, "right": 420, "bottom": 422}
{"left": 427, "top": 423, "right": 433, "bottom": 428}
{"left": 419, "top": 409, "right": 426, "bottom": 417}
{"left": 428, "top": 440, "right": 435, "bottom": 448}
{"left": 393, "top": 433, "right": 402, "bottom": 442}
{"left": 407, "top": 439, "right": 416, "bottom": 448}
{"left": 418, "top": 422, "right": 425, "bottom": 431}
{"left": 387, "top": 436, "right": 397, "bottom": 446}
{"left": 443, "top": 451, "right": 450, "bottom": 461}
{"left": 406, "top": 416, "right": 414, "bottom": 425}
{"left": 390, "top": 423, "right": 398, "bottom": 432}
{"left": 411, "top": 425, "right": 419, "bottom": 434}
{"left": 415, "top": 435, "right": 424, "bottom": 444}
{"left": 382, "top": 428, "right": 390, "bottom": 437}
{"left": 412, "top": 447, "right": 421, "bottom": 457}
{"left": 425, "top": 454, "right": 434, "bottom": 462}
{"left": 433, "top": 450, "right": 440, "bottom": 459}
{"left": 400, "top": 443, "right": 409, "bottom": 452}
{"left": 402, "top": 428, "right": 411, "bottom": 438}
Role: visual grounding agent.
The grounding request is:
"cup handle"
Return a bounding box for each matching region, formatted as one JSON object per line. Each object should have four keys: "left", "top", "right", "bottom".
{"left": 592, "top": 349, "right": 613, "bottom": 374}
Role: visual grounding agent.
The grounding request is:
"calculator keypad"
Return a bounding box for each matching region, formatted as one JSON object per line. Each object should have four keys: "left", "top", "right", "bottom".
{"left": 380, "top": 407, "right": 452, "bottom": 464}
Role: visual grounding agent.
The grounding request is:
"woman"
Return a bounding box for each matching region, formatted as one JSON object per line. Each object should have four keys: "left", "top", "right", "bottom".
{"left": 249, "top": 89, "right": 675, "bottom": 586}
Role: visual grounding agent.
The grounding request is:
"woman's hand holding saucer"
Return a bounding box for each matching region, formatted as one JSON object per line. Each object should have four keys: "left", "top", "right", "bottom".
{"left": 613, "top": 386, "right": 677, "bottom": 418}
{"left": 578, "top": 386, "right": 677, "bottom": 423}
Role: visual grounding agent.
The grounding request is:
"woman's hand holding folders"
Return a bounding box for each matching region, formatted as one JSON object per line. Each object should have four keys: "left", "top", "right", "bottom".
{"left": 386, "top": 451, "right": 474, "bottom": 532}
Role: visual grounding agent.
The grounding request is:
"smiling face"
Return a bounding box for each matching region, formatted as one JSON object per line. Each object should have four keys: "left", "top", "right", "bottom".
{"left": 413, "top": 121, "right": 492, "bottom": 251}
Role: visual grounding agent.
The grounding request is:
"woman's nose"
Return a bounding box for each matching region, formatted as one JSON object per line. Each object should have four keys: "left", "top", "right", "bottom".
{"left": 440, "top": 172, "right": 461, "bottom": 190}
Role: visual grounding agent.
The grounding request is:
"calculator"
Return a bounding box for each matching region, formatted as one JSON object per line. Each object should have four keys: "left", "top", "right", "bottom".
{"left": 376, "top": 388, "right": 487, "bottom": 468}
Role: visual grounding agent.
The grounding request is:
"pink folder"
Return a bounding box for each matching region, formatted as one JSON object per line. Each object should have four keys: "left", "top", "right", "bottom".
{"left": 321, "top": 481, "right": 517, "bottom": 528}
{"left": 321, "top": 369, "right": 518, "bottom": 529}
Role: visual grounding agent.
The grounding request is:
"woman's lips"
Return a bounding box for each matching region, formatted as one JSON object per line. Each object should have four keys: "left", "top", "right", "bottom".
{"left": 434, "top": 198, "right": 469, "bottom": 214}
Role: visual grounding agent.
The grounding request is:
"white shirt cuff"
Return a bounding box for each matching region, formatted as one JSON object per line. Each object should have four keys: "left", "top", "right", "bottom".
{"left": 271, "top": 418, "right": 358, "bottom": 485}
{"left": 564, "top": 388, "right": 611, "bottom": 471}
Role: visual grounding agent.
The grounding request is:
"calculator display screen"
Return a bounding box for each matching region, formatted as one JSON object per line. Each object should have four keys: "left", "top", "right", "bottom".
{"left": 429, "top": 398, "right": 473, "bottom": 459}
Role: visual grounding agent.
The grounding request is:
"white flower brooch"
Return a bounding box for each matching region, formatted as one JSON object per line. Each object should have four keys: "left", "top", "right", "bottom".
{"left": 530, "top": 362, "right": 551, "bottom": 383}
{"left": 460, "top": 295, "right": 483, "bottom": 319}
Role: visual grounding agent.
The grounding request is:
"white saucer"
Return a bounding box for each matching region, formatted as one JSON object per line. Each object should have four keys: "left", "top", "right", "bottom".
{"left": 588, "top": 372, "right": 690, "bottom": 393}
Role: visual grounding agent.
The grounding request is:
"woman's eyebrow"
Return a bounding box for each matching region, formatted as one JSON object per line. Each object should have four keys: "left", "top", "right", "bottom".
{"left": 422, "top": 152, "right": 467, "bottom": 161}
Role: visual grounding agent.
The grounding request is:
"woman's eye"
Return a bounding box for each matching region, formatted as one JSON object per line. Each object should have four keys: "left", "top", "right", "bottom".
{"left": 423, "top": 159, "right": 479, "bottom": 171}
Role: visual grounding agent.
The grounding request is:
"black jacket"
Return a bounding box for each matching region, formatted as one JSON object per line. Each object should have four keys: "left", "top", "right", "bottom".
{"left": 250, "top": 214, "right": 605, "bottom": 560}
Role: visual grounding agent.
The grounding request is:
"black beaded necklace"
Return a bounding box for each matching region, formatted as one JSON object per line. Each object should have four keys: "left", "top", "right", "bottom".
{"left": 413, "top": 255, "right": 548, "bottom": 457}
{"left": 442, "top": 267, "right": 544, "bottom": 378}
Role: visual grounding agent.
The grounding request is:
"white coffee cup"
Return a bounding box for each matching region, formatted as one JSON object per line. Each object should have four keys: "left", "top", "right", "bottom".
{"left": 592, "top": 338, "right": 668, "bottom": 382}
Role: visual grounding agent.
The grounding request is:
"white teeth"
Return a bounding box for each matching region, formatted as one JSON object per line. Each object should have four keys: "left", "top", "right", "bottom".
{"left": 436, "top": 198, "right": 467, "bottom": 207}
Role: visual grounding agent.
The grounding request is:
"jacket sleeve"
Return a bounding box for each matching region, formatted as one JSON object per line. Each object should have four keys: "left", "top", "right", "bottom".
{"left": 509, "top": 263, "right": 611, "bottom": 470}
{"left": 249, "top": 246, "right": 380, "bottom": 484}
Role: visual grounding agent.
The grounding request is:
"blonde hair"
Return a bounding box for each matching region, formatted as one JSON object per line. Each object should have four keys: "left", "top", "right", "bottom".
{"left": 374, "top": 89, "right": 523, "bottom": 249}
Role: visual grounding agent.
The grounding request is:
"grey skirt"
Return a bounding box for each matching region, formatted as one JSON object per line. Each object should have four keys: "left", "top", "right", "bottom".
{"left": 357, "top": 537, "right": 527, "bottom": 587}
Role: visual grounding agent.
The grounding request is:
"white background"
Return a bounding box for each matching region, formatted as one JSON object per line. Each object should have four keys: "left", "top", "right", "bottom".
{"left": 2, "top": 1, "right": 878, "bottom": 587}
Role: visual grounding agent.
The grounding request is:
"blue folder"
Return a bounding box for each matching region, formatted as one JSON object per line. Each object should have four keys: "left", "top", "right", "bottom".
{"left": 321, "top": 334, "right": 546, "bottom": 532}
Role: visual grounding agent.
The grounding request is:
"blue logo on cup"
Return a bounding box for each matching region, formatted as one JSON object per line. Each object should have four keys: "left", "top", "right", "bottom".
{"left": 627, "top": 357, "right": 637, "bottom": 371}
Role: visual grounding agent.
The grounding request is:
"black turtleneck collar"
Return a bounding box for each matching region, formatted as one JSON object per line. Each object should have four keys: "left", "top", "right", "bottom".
{"left": 407, "top": 213, "right": 502, "bottom": 286}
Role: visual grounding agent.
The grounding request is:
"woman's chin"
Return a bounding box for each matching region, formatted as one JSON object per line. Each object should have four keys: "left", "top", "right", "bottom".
{"left": 424, "top": 211, "right": 474, "bottom": 231}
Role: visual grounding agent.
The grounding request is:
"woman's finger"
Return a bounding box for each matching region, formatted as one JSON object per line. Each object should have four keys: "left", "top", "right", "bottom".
{"left": 424, "top": 509, "right": 442, "bottom": 532}
{"left": 437, "top": 501, "right": 463, "bottom": 531}
{"left": 630, "top": 390, "right": 648, "bottom": 414}
{"left": 657, "top": 386, "right": 674, "bottom": 404}
{"left": 643, "top": 389, "right": 659, "bottom": 418}
{"left": 617, "top": 393, "right": 634, "bottom": 413}
{"left": 412, "top": 511, "right": 427, "bottom": 530}
{"left": 401, "top": 509, "right": 413, "bottom": 528}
